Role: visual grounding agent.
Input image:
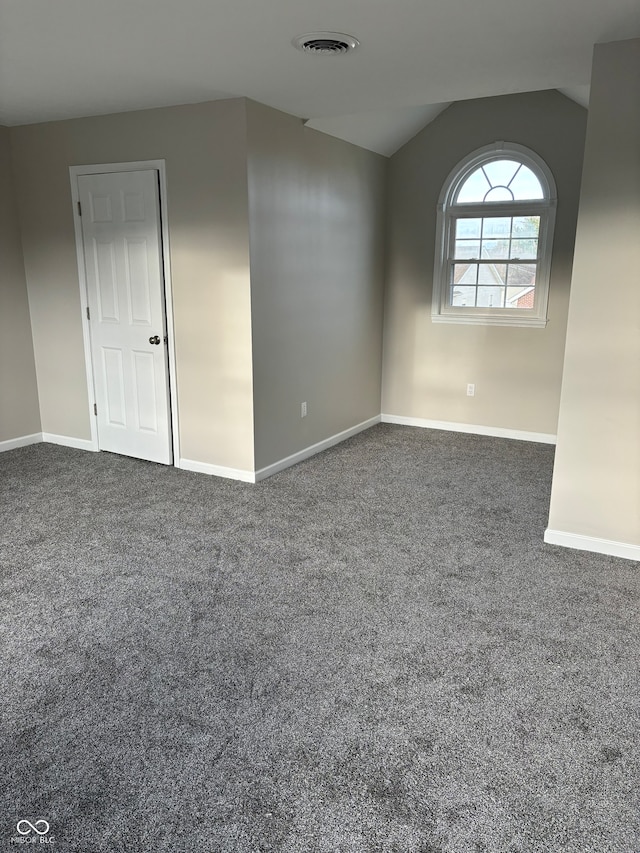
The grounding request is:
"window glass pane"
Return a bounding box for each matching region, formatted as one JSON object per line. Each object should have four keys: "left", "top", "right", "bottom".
{"left": 509, "top": 165, "right": 544, "bottom": 200}
{"left": 483, "top": 160, "right": 520, "bottom": 187}
{"left": 454, "top": 240, "right": 480, "bottom": 259}
{"left": 511, "top": 238, "right": 538, "bottom": 258}
{"left": 456, "top": 169, "right": 490, "bottom": 203}
{"left": 455, "top": 218, "right": 482, "bottom": 239}
{"left": 451, "top": 285, "right": 476, "bottom": 306}
{"left": 484, "top": 186, "right": 514, "bottom": 202}
{"left": 452, "top": 263, "right": 478, "bottom": 285}
{"left": 478, "top": 263, "right": 506, "bottom": 284}
{"left": 513, "top": 216, "right": 540, "bottom": 237}
{"left": 481, "top": 239, "right": 509, "bottom": 260}
{"left": 482, "top": 217, "right": 511, "bottom": 238}
{"left": 477, "top": 286, "right": 505, "bottom": 307}
{"left": 506, "top": 286, "right": 535, "bottom": 309}
{"left": 506, "top": 262, "right": 537, "bottom": 286}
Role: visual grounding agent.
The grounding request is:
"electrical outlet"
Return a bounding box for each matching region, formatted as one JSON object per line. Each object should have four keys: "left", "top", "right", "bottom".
{"left": 467, "top": 383, "right": 475, "bottom": 397}
{"left": 301, "top": 401, "right": 307, "bottom": 418}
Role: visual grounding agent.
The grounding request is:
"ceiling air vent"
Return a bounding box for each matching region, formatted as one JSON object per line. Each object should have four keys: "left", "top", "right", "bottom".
{"left": 293, "top": 32, "right": 360, "bottom": 56}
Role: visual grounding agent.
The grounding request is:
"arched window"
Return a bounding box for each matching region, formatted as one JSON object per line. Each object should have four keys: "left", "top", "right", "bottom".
{"left": 432, "top": 142, "right": 557, "bottom": 326}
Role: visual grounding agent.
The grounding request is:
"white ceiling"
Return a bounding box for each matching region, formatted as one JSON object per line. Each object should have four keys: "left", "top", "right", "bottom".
{"left": 1, "top": 0, "right": 638, "bottom": 155}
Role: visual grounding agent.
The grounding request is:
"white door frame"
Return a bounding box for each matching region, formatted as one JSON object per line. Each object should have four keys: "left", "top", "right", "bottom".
{"left": 69, "top": 160, "right": 180, "bottom": 464}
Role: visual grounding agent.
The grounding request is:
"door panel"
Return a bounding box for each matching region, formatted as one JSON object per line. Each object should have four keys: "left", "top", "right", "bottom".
{"left": 125, "top": 239, "right": 152, "bottom": 325}
{"left": 103, "top": 348, "right": 126, "bottom": 427}
{"left": 95, "top": 240, "right": 119, "bottom": 322}
{"left": 79, "top": 170, "right": 172, "bottom": 464}
{"left": 131, "top": 350, "right": 158, "bottom": 432}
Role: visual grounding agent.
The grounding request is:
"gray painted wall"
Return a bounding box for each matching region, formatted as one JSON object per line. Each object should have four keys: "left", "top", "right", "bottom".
{"left": 0, "top": 126, "right": 40, "bottom": 443}
{"left": 246, "top": 101, "right": 386, "bottom": 471}
{"left": 382, "top": 90, "right": 587, "bottom": 435}
{"left": 548, "top": 38, "right": 640, "bottom": 547}
{"left": 7, "top": 97, "right": 387, "bottom": 475}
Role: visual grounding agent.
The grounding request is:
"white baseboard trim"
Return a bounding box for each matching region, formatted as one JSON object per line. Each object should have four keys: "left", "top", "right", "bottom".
{"left": 179, "top": 416, "right": 381, "bottom": 483}
{"left": 179, "top": 458, "right": 256, "bottom": 483}
{"left": 544, "top": 529, "right": 640, "bottom": 562}
{"left": 255, "top": 415, "right": 381, "bottom": 481}
{"left": 42, "top": 433, "right": 97, "bottom": 452}
{"left": 381, "top": 414, "right": 556, "bottom": 445}
{"left": 0, "top": 432, "right": 43, "bottom": 452}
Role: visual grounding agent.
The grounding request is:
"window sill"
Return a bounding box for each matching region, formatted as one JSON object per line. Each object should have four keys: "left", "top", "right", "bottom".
{"left": 431, "top": 312, "right": 548, "bottom": 328}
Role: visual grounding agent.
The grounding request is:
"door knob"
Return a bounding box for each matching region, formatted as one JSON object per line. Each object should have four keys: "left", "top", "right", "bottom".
{"left": 149, "top": 335, "right": 161, "bottom": 345}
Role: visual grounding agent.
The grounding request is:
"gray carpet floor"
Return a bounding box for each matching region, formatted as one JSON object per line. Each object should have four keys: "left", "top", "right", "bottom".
{"left": 1, "top": 424, "right": 638, "bottom": 852}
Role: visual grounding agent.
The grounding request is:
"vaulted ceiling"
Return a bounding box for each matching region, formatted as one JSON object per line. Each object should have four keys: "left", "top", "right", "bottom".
{"left": 1, "top": 0, "right": 638, "bottom": 154}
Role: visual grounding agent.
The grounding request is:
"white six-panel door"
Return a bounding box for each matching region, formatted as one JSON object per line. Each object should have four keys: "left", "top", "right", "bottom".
{"left": 78, "top": 170, "right": 172, "bottom": 464}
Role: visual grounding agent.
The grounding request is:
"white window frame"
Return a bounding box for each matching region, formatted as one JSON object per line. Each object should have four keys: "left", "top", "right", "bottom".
{"left": 432, "top": 141, "right": 557, "bottom": 327}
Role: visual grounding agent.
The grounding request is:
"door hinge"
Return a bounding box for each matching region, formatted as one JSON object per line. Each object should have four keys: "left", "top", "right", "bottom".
{"left": 86, "top": 306, "right": 90, "bottom": 320}
{"left": 77, "top": 200, "right": 82, "bottom": 216}
{"left": 93, "top": 403, "right": 97, "bottom": 416}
